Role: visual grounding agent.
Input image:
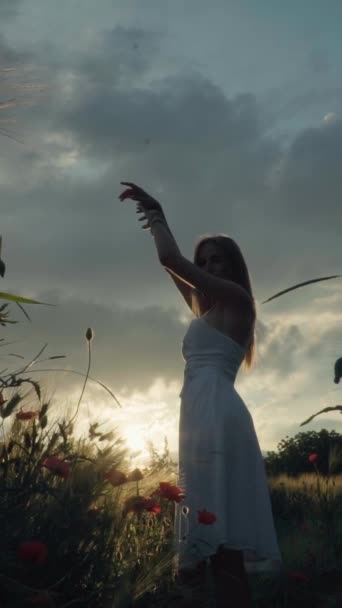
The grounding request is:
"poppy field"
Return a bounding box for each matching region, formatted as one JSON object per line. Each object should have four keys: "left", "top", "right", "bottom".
{"left": 1, "top": 384, "right": 342, "bottom": 607}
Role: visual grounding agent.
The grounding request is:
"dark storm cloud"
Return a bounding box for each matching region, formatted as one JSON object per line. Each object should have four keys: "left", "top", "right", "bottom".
{"left": 34, "top": 26, "right": 341, "bottom": 297}
{"left": 0, "top": 0, "right": 22, "bottom": 19}
{"left": 307, "top": 50, "right": 331, "bottom": 76}
{"left": 1, "top": 26, "right": 283, "bottom": 300}
{"left": 275, "top": 119, "right": 342, "bottom": 229}
{"left": 1, "top": 21, "right": 341, "bottom": 402}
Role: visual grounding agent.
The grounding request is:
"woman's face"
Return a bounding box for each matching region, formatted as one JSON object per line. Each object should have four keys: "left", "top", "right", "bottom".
{"left": 196, "top": 242, "right": 232, "bottom": 279}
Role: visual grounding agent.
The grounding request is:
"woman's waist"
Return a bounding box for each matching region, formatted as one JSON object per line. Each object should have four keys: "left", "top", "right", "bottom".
{"left": 183, "top": 358, "right": 238, "bottom": 379}
{"left": 180, "top": 361, "right": 237, "bottom": 395}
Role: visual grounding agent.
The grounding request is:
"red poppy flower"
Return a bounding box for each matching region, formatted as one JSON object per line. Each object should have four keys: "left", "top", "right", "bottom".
{"left": 102, "top": 467, "right": 128, "bottom": 486}
{"left": 157, "top": 482, "right": 185, "bottom": 503}
{"left": 308, "top": 453, "right": 318, "bottom": 463}
{"left": 17, "top": 541, "right": 48, "bottom": 564}
{"left": 197, "top": 509, "right": 217, "bottom": 525}
{"left": 288, "top": 570, "right": 310, "bottom": 583}
{"left": 42, "top": 456, "right": 70, "bottom": 479}
{"left": 28, "top": 591, "right": 52, "bottom": 606}
{"left": 16, "top": 410, "right": 37, "bottom": 421}
{"left": 142, "top": 497, "right": 161, "bottom": 514}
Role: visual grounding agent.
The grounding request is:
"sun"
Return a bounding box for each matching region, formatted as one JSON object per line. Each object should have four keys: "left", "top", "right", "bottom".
{"left": 122, "top": 424, "right": 151, "bottom": 463}
{"left": 124, "top": 425, "right": 146, "bottom": 451}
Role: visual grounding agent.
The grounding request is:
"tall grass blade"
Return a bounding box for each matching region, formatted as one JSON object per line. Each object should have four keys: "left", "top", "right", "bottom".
{"left": 0, "top": 291, "right": 55, "bottom": 306}
{"left": 299, "top": 404, "right": 342, "bottom": 426}
{"left": 14, "top": 368, "right": 122, "bottom": 407}
{"left": 262, "top": 275, "right": 341, "bottom": 304}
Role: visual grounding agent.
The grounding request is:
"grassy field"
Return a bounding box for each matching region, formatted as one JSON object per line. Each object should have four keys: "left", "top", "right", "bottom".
{"left": 1, "top": 405, "right": 342, "bottom": 607}
{"left": 135, "top": 471, "right": 342, "bottom": 608}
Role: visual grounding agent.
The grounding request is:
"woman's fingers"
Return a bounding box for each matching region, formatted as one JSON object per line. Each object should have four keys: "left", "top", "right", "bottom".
{"left": 119, "top": 189, "right": 150, "bottom": 204}
{"left": 120, "top": 181, "right": 140, "bottom": 189}
{"left": 120, "top": 181, "right": 146, "bottom": 199}
{"left": 119, "top": 182, "right": 160, "bottom": 211}
{"left": 119, "top": 188, "right": 139, "bottom": 201}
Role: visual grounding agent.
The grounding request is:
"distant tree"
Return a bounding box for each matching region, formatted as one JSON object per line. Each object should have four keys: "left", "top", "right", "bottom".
{"left": 263, "top": 428, "right": 342, "bottom": 477}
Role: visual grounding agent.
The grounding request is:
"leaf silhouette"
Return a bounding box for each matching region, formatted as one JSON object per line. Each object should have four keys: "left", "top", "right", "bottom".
{"left": 15, "top": 301, "right": 32, "bottom": 322}
{"left": 0, "top": 291, "right": 55, "bottom": 306}
{"left": 299, "top": 405, "right": 342, "bottom": 427}
{"left": 262, "top": 275, "right": 341, "bottom": 304}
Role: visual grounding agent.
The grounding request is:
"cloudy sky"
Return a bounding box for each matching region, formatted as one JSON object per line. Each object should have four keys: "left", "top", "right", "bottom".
{"left": 1, "top": 0, "right": 341, "bottom": 468}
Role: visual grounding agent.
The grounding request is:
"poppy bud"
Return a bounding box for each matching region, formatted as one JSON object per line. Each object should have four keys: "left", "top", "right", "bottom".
{"left": 127, "top": 468, "right": 144, "bottom": 482}
{"left": 17, "top": 540, "right": 48, "bottom": 564}
{"left": 197, "top": 509, "right": 217, "bottom": 525}
{"left": 16, "top": 410, "right": 37, "bottom": 421}
{"left": 86, "top": 327, "right": 94, "bottom": 342}
{"left": 42, "top": 456, "right": 70, "bottom": 479}
{"left": 334, "top": 357, "right": 342, "bottom": 383}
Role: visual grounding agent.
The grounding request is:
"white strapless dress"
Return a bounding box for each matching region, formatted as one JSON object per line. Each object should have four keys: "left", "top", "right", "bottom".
{"left": 173, "top": 316, "right": 284, "bottom": 574}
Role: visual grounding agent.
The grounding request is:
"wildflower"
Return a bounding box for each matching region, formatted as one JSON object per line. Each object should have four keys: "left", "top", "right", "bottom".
{"left": 197, "top": 509, "right": 217, "bottom": 525}
{"left": 142, "top": 497, "right": 161, "bottom": 514}
{"left": 42, "top": 456, "right": 70, "bottom": 479}
{"left": 17, "top": 541, "right": 48, "bottom": 564}
{"left": 308, "top": 453, "right": 318, "bottom": 463}
{"left": 102, "top": 467, "right": 128, "bottom": 486}
{"left": 288, "top": 570, "right": 310, "bottom": 583}
{"left": 157, "top": 482, "right": 185, "bottom": 503}
{"left": 16, "top": 409, "right": 37, "bottom": 421}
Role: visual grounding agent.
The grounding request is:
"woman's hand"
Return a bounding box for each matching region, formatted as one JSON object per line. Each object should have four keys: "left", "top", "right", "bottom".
{"left": 119, "top": 181, "right": 163, "bottom": 212}
{"left": 119, "top": 181, "right": 166, "bottom": 234}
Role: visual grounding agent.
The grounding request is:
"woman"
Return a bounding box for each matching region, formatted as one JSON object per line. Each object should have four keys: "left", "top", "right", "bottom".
{"left": 119, "top": 182, "right": 283, "bottom": 608}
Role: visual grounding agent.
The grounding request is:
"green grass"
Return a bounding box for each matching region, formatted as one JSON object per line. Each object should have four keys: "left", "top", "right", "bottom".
{"left": 1, "top": 396, "right": 342, "bottom": 607}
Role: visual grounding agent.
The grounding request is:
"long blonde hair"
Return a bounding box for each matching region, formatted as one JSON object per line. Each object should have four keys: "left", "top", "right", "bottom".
{"left": 192, "top": 233, "right": 257, "bottom": 371}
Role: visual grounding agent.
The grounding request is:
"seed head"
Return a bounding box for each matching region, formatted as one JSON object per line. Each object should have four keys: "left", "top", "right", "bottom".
{"left": 86, "top": 327, "right": 94, "bottom": 342}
